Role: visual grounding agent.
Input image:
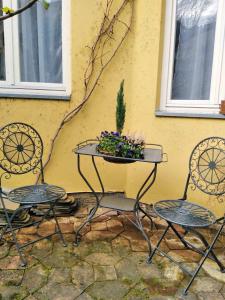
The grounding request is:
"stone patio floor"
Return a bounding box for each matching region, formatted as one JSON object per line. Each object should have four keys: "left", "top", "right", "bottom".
{"left": 0, "top": 193, "right": 225, "bottom": 300}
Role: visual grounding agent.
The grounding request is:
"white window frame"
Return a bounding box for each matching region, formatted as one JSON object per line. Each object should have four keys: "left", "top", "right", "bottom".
{"left": 0, "top": 0, "right": 71, "bottom": 99}
{"left": 160, "top": 0, "right": 225, "bottom": 114}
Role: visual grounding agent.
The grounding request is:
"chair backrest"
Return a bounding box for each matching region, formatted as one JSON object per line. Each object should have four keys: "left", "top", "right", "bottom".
{"left": 187, "top": 137, "right": 225, "bottom": 197}
{"left": 0, "top": 122, "right": 44, "bottom": 177}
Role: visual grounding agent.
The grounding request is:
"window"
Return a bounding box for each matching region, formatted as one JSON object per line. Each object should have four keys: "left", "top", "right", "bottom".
{"left": 0, "top": 0, "right": 70, "bottom": 99}
{"left": 160, "top": 0, "right": 225, "bottom": 114}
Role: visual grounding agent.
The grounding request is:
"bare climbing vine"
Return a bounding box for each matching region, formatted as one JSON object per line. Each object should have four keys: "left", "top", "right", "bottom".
{"left": 0, "top": 0, "right": 44, "bottom": 21}
{"left": 39, "top": 0, "right": 134, "bottom": 181}
{"left": 0, "top": 0, "right": 134, "bottom": 182}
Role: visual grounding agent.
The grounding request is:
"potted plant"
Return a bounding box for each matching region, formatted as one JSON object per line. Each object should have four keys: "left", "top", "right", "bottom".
{"left": 97, "top": 80, "right": 145, "bottom": 163}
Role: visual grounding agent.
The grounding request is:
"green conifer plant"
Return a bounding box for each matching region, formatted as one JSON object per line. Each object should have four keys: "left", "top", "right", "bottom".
{"left": 116, "top": 80, "right": 126, "bottom": 134}
{"left": 97, "top": 79, "right": 144, "bottom": 160}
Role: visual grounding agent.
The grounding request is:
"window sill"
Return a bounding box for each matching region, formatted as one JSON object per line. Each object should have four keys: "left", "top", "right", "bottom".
{"left": 0, "top": 93, "right": 71, "bottom": 101}
{"left": 155, "top": 110, "right": 225, "bottom": 119}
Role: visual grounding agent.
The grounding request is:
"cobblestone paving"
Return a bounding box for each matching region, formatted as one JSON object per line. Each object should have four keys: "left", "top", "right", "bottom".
{"left": 0, "top": 195, "right": 225, "bottom": 300}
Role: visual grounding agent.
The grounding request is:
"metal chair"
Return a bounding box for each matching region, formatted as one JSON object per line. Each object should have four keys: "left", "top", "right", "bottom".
{"left": 0, "top": 122, "right": 66, "bottom": 266}
{"left": 148, "top": 137, "right": 225, "bottom": 296}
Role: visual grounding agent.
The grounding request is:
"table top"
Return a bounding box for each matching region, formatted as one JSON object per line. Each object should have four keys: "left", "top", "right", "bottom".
{"left": 74, "top": 142, "right": 164, "bottom": 163}
{"left": 8, "top": 184, "right": 66, "bottom": 204}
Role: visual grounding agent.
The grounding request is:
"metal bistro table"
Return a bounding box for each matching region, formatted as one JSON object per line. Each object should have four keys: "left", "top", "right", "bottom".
{"left": 73, "top": 140, "right": 165, "bottom": 260}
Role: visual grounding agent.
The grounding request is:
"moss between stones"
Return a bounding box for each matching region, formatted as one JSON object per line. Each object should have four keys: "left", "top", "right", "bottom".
{"left": 122, "top": 278, "right": 134, "bottom": 286}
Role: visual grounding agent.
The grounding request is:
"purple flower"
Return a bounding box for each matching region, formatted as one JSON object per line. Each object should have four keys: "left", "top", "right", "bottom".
{"left": 126, "top": 149, "right": 133, "bottom": 158}
{"left": 111, "top": 131, "right": 120, "bottom": 136}
{"left": 101, "top": 130, "right": 109, "bottom": 137}
{"left": 116, "top": 142, "right": 124, "bottom": 149}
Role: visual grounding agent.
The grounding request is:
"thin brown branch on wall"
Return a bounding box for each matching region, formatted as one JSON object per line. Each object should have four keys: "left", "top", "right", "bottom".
{"left": 39, "top": 0, "right": 134, "bottom": 181}
{"left": 0, "top": 0, "right": 38, "bottom": 21}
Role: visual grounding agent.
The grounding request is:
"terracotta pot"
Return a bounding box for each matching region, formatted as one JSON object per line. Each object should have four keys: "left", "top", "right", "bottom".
{"left": 220, "top": 100, "right": 225, "bottom": 114}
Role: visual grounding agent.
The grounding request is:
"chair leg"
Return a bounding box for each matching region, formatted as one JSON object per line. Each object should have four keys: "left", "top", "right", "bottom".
{"left": 0, "top": 198, "right": 27, "bottom": 266}
{"left": 183, "top": 245, "right": 217, "bottom": 295}
{"left": 50, "top": 203, "right": 67, "bottom": 247}
{"left": 183, "top": 222, "right": 225, "bottom": 296}
{"left": 169, "top": 222, "right": 189, "bottom": 248}
{"left": 35, "top": 204, "right": 53, "bottom": 229}
{"left": 188, "top": 227, "right": 225, "bottom": 272}
{"left": 147, "top": 224, "right": 170, "bottom": 264}
{"left": 0, "top": 204, "right": 22, "bottom": 240}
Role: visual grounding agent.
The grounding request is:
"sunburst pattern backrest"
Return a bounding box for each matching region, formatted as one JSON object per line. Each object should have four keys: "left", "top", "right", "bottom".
{"left": 189, "top": 137, "right": 225, "bottom": 196}
{"left": 0, "top": 123, "right": 43, "bottom": 174}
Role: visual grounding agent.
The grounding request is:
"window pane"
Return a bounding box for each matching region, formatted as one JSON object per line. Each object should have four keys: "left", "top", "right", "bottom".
{"left": 0, "top": 0, "right": 6, "bottom": 80}
{"left": 18, "top": 0, "right": 62, "bottom": 83}
{"left": 172, "top": 0, "right": 218, "bottom": 100}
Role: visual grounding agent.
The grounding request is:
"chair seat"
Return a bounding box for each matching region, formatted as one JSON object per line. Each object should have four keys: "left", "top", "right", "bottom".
{"left": 154, "top": 200, "right": 216, "bottom": 228}
{"left": 100, "top": 194, "right": 136, "bottom": 211}
{"left": 8, "top": 184, "right": 66, "bottom": 205}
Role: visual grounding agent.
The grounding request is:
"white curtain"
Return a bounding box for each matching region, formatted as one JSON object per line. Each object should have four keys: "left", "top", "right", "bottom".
{"left": 19, "top": 0, "right": 62, "bottom": 83}
{"left": 172, "top": 0, "right": 218, "bottom": 100}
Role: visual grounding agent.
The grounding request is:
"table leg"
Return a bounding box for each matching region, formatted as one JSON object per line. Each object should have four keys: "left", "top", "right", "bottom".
{"left": 74, "top": 155, "right": 102, "bottom": 245}
{"left": 136, "top": 164, "right": 158, "bottom": 201}
{"left": 134, "top": 209, "right": 152, "bottom": 260}
{"left": 134, "top": 164, "right": 158, "bottom": 259}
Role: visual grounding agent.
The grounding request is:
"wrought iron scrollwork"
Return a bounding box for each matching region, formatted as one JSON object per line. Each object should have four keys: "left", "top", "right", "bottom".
{"left": 0, "top": 123, "right": 43, "bottom": 175}
{"left": 189, "top": 137, "right": 225, "bottom": 196}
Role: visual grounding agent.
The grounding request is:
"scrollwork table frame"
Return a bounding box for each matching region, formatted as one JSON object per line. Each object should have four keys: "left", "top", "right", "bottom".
{"left": 73, "top": 140, "right": 166, "bottom": 261}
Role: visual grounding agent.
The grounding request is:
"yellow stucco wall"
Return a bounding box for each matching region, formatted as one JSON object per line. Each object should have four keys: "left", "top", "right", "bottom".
{"left": 1, "top": 0, "right": 224, "bottom": 216}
